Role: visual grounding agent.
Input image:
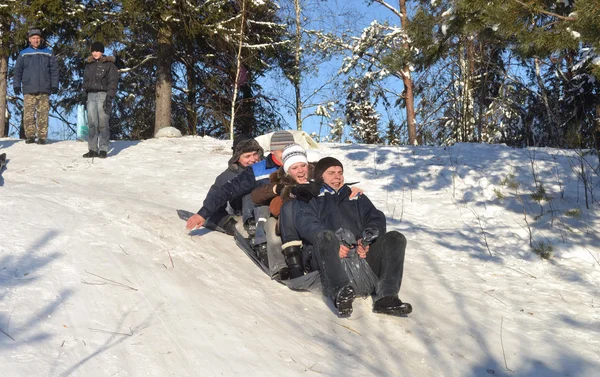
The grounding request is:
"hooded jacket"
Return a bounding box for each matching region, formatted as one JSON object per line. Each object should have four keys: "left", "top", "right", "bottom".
{"left": 13, "top": 46, "right": 59, "bottom": 94}
{"left": 83, "top": 55, "right": 119, "bottom": 98}
{"left": 197, "top": 153, "right": 282, "bottom": 220}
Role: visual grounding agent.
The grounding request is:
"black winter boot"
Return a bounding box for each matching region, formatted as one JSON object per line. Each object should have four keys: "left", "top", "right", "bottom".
{"left": 254, "top": 243, "right": 268, "bottom": 266}
{"left": 373, "top": 296, "right": 412, "bottom": 316}
{"left": 25, "top": 137, "right": 35, "bottom": 144}
{"left": 221, "top": 217, "right": 237, "bottom": 236}
{"left": 335, "top": 285, "right": 356, "bottom": 317}
{"left": 37, "top": 139, "right": 46, "bottom": 145}
{"left": 244, "top": 219, "right": 257, "bottom": 237}
{"left": 283, "top": 245, "right": 304, "bottom": 279}
{"left": 83, "top": 150, "right": 98, "bottom": 158}
{"left": 98, "top": 151, "right": 107, "bottom": 158}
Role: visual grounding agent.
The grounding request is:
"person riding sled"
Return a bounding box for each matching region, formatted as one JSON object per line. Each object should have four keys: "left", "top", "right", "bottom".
{"left": 203, "top": 134, "right": 264, "bottom": 235}
{"left": 286, "top": 157, "right": 412, "bottom": 317}
{"left": 186, "top": 131, "right": 295, "bottom": 258}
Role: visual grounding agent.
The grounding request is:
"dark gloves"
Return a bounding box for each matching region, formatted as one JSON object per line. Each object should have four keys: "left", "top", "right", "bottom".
{"left": 51, "top": 87, "right": 59, "bottom": 94}
{"left": 361, "top": 228, "right": 380, "bottom": 246}
{"left": 274, "top": 183, "right": 285, "bottom": 195}
{"left": 103, "top": 96, "right": 113, "bottom": 114}
{"left": 290, "top": 181, "right": 321, "bottom": 202}
{"left": 14, "top": 87, "right": 21, "bottom": 96}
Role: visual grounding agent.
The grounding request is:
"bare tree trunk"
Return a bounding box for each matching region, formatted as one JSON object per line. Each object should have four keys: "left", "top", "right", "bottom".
{"left": 154, "top": 24, "right": 173, "bottom": 136}
{"left": 0, "top": 54, "right": 7, "bottom": 137}
{"left": 534, "top": 57, "right": 556, "bottom": 145}
{"left": 229, "top": 0, "right": 247, "bottom": 140}
{"left": 293, "top": 0, "right": 303, "bottom": 131}
{"left": 186, "top": 63, "right": 197, "bottom": 135}
{"left": 399, "top": 0, "right": 417, "bottom": 145}
{"left": 595, "top": 100, "right": 600, "bottom": 164}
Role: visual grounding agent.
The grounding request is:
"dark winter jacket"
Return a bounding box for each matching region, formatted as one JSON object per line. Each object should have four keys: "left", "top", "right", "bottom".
{"left": 293, "top": 184, "right": 386, "bottom": 247}
{"left": 197, "top": 153, "right": 282, "bottom": 220}
{"left": 13, "top": 46, "right": 59, "bottom": 94}
{"left": 83, "top": 55, "right": 119, "bottom": 98}
{"left": 212, "top": 163, "right": 252, "bottom": 215}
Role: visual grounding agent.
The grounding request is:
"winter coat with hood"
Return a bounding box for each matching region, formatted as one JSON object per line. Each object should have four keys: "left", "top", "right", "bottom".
{"left": 197, "top": 153, "right": 282, "bottom": 220}
{"left": 13, "top": 44, "right": 59, "bottom": 95}
{"left": 83, "top": 55, "right": 119, "bottom": 97}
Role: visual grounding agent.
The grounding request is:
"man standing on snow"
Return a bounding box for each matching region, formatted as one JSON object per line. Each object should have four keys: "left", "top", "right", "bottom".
{"left": 13, "top": 28, "right": 59, "bottom": 145}
{"left": 289, "top": 157, "right": 412, "bottom": 317}
{"left": 82, "top": 41, "right": 119, "bottom": 159}
{"left": 203, "top": 134, "right": 264, "bottom": 235}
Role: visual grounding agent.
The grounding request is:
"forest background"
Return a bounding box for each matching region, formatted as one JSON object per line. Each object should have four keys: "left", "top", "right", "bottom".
{"left": 1, "top": 0, "right": 600, "bottom": 150}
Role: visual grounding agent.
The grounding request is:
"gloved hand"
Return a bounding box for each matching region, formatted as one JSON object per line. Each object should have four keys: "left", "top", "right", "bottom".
{"left": 103, "top": 96, "right": 113, "bottom": 114}
{"left": 14, "top": 87, "right": 21, "bottom": 96}
{"left": 361, "top": 228, "right": 379, "bottom": 246}
{"left": 290, "top": 181, "right": 321, "bottom": 202}
{"left": 51, "top": 87, "right": 59, "bottom": 94}
{"left": 274, "top": 183, "right": 285, "bottom": 195}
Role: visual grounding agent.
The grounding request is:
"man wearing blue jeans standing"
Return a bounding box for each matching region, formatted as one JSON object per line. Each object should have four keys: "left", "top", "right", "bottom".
{"left": 82, "top": 41, "right": 119, "bottom": 159}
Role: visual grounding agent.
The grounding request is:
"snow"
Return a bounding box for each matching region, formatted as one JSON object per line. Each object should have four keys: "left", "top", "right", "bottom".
{"left": 0, "top": 137, "right": 599, "bottom": 376}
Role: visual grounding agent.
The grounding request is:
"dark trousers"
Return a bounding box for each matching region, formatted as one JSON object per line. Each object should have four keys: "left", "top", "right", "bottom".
{"left": 311, "top": 231, "right": 349, "bottom": 300}
{"left": 366, "top": 231, "right": 406, "bottom": 301}
{"left": 311, "top": 230, "right": 407, "bottom": 302}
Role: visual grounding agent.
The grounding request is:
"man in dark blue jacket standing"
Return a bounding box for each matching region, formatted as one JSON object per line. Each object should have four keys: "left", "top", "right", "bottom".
{"left": 292, "top": 157, "right": 412, "bottom": 317}
{"left": 13, "top": 28, "right": 59, "bottom": 144}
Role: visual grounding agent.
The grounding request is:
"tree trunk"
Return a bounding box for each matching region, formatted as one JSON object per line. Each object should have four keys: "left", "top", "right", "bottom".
{"left": 534, "top": 57, "right": 556, "bottom": 146}
{"left": 229, "top": 0, "right": 247, "bottom": 140}
{"left": 399, "top": 0, "right": 417, "bottom": 145}
{"left": 186, "top": 63, "right": 197, "bottom": 136}
{"left": 0, "top": 54, "right": 7, "bottom": 137}
{"left": 595, "top": 100, "right": 600, "bottom": 164}
{"left": 154, "top": 24, "right": 173, "bottom": 136}
{"left": 294, "top": 0, "right": 302, "bottom": 131}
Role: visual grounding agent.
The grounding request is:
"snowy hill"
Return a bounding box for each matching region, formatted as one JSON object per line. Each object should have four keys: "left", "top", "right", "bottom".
{"left": 0, "top": 137, "right": 598, "bottom": 377}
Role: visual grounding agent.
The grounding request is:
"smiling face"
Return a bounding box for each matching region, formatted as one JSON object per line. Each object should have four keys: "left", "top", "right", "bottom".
{"left": 238, "top": 151, "right": 260, "bottom": 167}
{"left": 321, "top": 166, "right": 344, "bottom": 190}
{"left": 92, "top": 51, "right": 103, "bottom": 60}
{"left": 29, "top": 35, "right": 41, "bottom": 48}
{"left": 288, "top": 162, "right": 309, "bottom": 184}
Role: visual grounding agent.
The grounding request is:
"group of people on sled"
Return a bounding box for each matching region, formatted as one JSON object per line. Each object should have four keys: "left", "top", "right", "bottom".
{"left": 186, "top": 131, "right": 412, "bottom": 318}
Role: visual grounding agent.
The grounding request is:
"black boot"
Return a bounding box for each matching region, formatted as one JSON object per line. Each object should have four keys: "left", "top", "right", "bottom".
{"left": 254, "top": 243, "right": 268, "bottom": 267}
{"left": 244, "top": 219, "right": 257, "bottom": 237}
{"left": 25, "top": 137, "right": 35, "bottom": 144}
{"left": 373, "top": 296, "right": 412, "bottom": 316}
{"left": 221, "top": 216, "right": 237, "bottom": 236}
{"left": 37, "top": 139, "right": 46, "bottom": 145}
{"left": 335, "top": 285, "right": 356, "bottom": 317}
{"left": 98, "top": 151, "right": 107, "bottom": 158}
{"left": 83, "top": 150, "right": 98, "bottom": 158}
{"left": 283, "top": 245, "right": 304, "bottom": 279}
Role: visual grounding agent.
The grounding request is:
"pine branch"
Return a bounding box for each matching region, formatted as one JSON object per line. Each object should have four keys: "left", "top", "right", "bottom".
{"left": 510, "top": 0, "right": 576, "bottom": 21}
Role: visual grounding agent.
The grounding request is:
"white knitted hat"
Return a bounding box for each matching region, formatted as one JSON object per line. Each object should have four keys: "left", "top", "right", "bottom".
{"left": 282, "top": 143, "right": 308, "bottom": 173}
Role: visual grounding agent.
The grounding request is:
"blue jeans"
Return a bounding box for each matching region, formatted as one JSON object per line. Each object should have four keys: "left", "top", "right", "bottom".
{"left": 87, "top": 92, "right": 110, "bottom": 152}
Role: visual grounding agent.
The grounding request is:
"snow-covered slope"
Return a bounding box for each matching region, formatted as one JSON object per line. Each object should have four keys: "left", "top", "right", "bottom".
{"left": 0, "top": 137, "right": 598, "bottom": 377}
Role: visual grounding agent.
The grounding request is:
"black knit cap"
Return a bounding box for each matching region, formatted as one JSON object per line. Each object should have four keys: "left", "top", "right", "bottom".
{"left": 229, "top": 135, "right": 264, "bottom": 165}
{"left": 91, "top": 41, "right": 105, "bottom": 53}
{"left": 314, "top": 157, "right": 343, "bottom": 182}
